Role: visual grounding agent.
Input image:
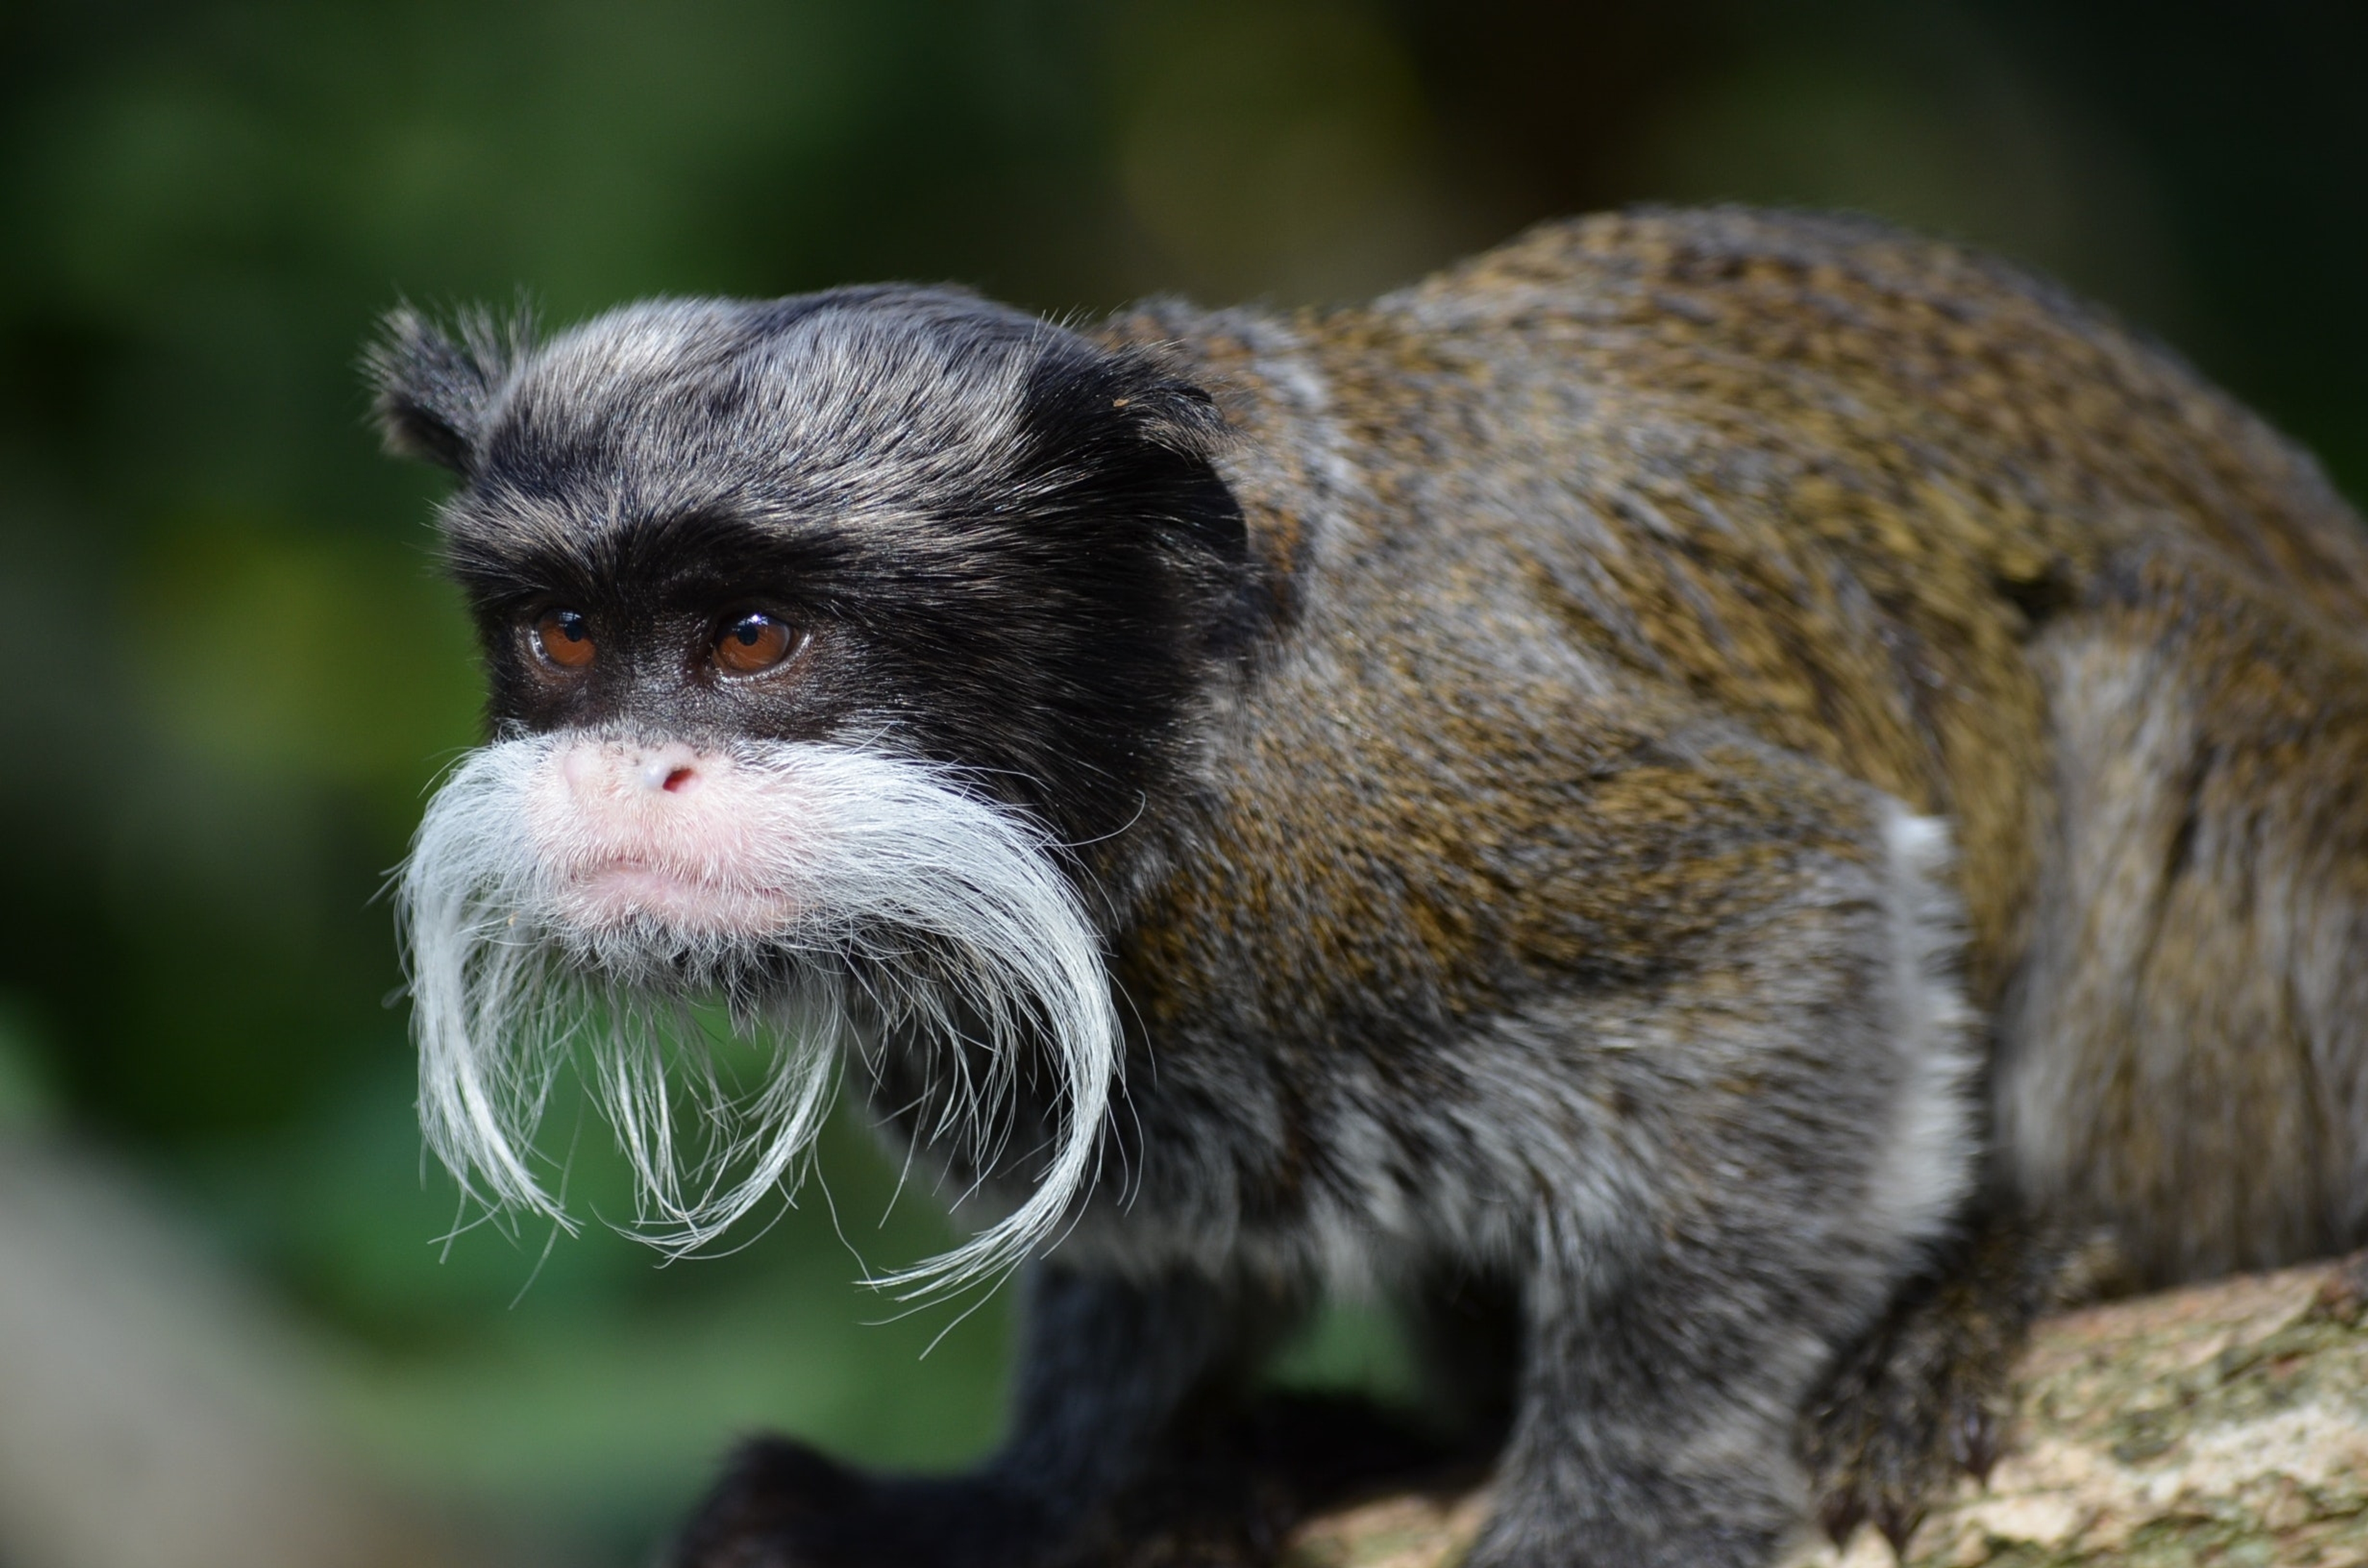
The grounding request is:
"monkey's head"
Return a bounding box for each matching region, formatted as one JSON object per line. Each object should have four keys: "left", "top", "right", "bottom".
{"left": 368, "top": 289, "right": 1248, "bottom": 1283}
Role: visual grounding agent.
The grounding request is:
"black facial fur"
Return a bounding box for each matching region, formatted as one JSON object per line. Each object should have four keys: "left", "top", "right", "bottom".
{"left": 368, "top": 289, "right": 1252, "bottom": 848}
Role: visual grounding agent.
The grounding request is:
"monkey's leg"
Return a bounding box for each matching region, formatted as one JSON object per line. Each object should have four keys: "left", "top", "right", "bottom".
{"left": 669, "top": 1264, "right": 1248, "bottom": 1568}
{"left": 1465, "top": 1225, "right": 1833, "bottom": 1568}
{"left": 1458, "top": 814, "right": 1978, "bottom": 1567}
{"left": 670, "top": 1263, "right": 1438, "bottom": 1568}
{"left": 1802, "top": 1197, "right": 2073, "bottom": 1553}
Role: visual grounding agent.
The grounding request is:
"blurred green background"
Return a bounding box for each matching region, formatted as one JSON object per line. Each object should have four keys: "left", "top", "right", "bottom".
{"left": 0, "top": 1, "right": 2361, "bottom": 1563}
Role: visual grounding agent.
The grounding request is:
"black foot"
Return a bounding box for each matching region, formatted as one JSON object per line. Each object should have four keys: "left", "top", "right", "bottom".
{"left": 668, "top": 1394, "right": 1463, "bottom": 1568}
{"left": 669, "top": 1437, "right": 1067, "bottom": 1568}
{"left": 1804, "top": 1207, "right": 2070, "bottom": 1556}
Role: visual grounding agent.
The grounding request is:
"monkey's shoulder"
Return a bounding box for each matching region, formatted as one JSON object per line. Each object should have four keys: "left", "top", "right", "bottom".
{"left": 1122, "top": 628, "right": 1900, "bottom": 1043}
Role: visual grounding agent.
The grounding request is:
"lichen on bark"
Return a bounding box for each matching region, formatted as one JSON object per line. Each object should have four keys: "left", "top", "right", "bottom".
{"left": 1283, "top": 1254, "right": 2368, "bottom": 1568}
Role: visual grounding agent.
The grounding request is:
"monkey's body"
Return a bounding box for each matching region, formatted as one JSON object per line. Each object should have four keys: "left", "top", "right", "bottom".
{"left": 372, "top": 208, "right": 2368, "bottom": 1568}
{"left": 1074, "top": 209, "right": 2368, "bottom": 1291}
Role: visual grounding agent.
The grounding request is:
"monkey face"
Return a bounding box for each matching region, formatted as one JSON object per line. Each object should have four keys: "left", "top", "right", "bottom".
{"left": 366, "top": 289, "right": 1248, "bottom": 1271}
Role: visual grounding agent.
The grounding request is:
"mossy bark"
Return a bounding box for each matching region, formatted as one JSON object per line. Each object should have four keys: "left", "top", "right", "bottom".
{"left": 1286, "top": 1254, "right": 2368, "bottom": 1568}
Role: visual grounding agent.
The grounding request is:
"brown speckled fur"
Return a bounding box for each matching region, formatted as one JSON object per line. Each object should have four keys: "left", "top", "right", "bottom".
{"left": 1104, "top": 208, "right": 2368, "bottom": 1283}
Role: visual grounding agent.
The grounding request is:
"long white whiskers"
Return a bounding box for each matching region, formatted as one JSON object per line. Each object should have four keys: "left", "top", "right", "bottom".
{"left": 397, "top": 734, "right": 1119, "bottom": 1294}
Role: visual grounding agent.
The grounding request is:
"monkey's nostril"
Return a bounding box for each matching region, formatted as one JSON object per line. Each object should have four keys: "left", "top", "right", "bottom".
{"left": 630, "top": 752, "right": 704, "bottom": 794}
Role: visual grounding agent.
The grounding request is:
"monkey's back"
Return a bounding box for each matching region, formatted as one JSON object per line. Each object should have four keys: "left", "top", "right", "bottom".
{"left": 1124, "top": 208, "right": 2368, "bottom": 1285}
{"left": 1354, "top": 209, "right": 2368, "bottom": 984}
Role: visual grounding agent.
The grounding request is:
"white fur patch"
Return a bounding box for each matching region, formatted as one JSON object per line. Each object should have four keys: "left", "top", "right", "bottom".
{"left": 397, "top": 732, "right": 1118, "bottom": 1295}
{"left": 1868, "top": 807, "right": 1982, "bottom": 1252}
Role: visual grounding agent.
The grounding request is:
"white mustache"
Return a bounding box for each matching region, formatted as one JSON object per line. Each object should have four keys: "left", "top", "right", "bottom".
{"left": 396, "top": 731, "right": 1119, "bottom": 1295}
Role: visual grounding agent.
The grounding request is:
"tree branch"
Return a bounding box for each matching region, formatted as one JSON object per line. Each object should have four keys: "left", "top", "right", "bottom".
{"left": 1286, "top": 1253, "right": 2368, "bottom": 1568}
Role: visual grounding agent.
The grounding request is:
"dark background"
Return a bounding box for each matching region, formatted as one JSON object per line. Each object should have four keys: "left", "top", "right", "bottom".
{"left": 1, "top": 1, "right": 2361, "bottom": 1562}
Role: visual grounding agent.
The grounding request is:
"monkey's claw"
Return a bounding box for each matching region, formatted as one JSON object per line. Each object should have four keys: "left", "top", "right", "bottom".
{"left": 1806, "top": 1325, "right": 2006, "bottom": 1559}
{"left": 1948, "top": 1403, "right": 2000, "bottom": 1483}
{"left": 1803, "top": 1209, "right": 2064, "bottom": 1559}
{"left": 1817, "top": 1489, "right": 1867, "bottom": 1551}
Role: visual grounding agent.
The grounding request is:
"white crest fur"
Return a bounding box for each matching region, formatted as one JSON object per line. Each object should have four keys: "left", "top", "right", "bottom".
{"left": 397, "top": 732, "right": 1119, "bottom": 1294}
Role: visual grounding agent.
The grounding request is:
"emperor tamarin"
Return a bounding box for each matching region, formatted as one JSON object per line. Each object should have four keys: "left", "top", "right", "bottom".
{"left": 368, "top": 208, "right": 2368, "bottom": 1568}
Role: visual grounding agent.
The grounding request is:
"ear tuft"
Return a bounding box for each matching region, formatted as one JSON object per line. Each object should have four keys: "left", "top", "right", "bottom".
{"left": 363, "top": 303, "right": 533, "bottom": 476}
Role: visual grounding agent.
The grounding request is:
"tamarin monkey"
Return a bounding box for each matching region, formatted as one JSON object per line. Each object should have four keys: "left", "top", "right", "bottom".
{"left": 369, "top": 207, "right": 2368, "bottom": 1568}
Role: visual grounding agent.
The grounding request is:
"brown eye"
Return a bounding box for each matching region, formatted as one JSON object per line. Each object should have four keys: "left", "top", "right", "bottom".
{"left": 713, "top": 612, "right": 798, "bottom": 675}
{"left": 532, "top": 608, "right": 596, "bottom": 670}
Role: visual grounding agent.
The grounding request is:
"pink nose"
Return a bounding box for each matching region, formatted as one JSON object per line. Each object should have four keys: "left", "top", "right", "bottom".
{"left": 561, "top": 741, "right": 710, "bottom": 798}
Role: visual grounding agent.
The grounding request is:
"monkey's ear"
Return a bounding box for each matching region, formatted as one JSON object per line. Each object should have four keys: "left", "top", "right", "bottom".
{"left": 363, "top": 304, "right": 528, "bottom": 477}
{"left": 1014, "top": 343, "right": 1248, "bottom": 567}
